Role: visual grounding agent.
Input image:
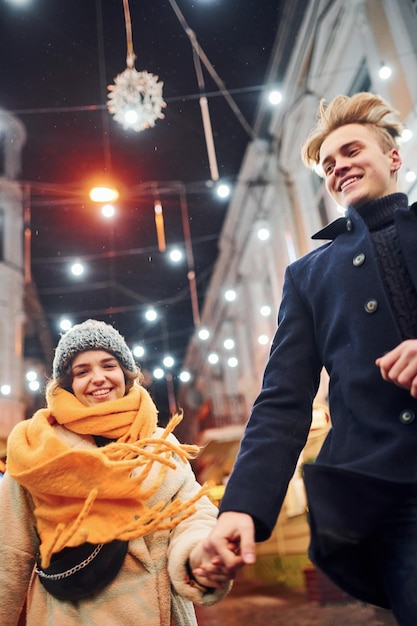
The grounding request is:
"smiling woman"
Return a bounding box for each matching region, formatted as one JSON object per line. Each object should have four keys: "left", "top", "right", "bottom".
{"left": 0, "top": 318, "right": 231, "bottom": 625}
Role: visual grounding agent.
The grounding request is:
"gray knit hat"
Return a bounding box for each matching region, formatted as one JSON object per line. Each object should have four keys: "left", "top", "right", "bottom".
{"left": 52, "top": 319, "right": 137, "bottom": 380}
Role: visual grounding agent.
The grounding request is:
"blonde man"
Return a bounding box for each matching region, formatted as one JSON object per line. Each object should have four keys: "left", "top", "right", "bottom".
{"left": 195, "top": 93, "right": 417, "bottom": 625}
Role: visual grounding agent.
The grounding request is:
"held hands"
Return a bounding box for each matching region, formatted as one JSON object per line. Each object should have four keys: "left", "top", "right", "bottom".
{"left": 376, "top": 340, "right": 417, "bottom": 398}
{"left": 188, "top": 512, "right": 255, "bottom": 587}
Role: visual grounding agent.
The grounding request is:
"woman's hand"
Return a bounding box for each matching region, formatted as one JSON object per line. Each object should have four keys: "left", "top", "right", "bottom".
{"left": 188, "top": 512, "right": 255, "bottom": 586}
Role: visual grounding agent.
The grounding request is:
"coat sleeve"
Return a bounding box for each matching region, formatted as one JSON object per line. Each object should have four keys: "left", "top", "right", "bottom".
{"left": 166, "top": 440, "right": 232, "bottom": 606}
{"left": 0, "top": 472, "right": 39, "bottom": 625}
{"left": 219, "top": 265, "right": 323, "bottom": 540}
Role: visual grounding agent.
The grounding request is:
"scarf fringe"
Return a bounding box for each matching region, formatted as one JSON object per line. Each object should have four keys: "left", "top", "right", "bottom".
{"left": 104, "top": 483, "right": 210, "bottom": 542}
{"left": 42, "top": 488, "right": 99, "bottom": 567}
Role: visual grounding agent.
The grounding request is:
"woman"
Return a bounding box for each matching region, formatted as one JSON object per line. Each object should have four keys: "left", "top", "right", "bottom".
{"left": 0, "top": 319, "right": 230, "bottom": 625}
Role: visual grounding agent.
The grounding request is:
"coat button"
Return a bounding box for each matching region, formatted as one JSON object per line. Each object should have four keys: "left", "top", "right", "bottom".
{"left": 399, "top": 410, "right": 415, "bottom": 424}
{"left": 364, "top": 299, "right": 378, "bottom": 313}
{"left": 353, "top": 253, "right": 365, "bottom": 266}
{"left": 346, "top": 219, "right": 353, "bottom": 231}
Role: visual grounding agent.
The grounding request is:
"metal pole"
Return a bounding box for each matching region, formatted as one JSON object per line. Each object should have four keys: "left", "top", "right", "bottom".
{"left": 178, "top": 185, "right": 201, "bottom": 327}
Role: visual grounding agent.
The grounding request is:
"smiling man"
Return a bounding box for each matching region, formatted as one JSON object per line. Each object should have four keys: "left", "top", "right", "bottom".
{"left": 195, "top": 93, "right": 417, "bottom": 625}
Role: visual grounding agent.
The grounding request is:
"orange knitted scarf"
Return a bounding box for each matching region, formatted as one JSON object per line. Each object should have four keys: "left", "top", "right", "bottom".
{"left": 7, "top": 385, "right": 205, "bottom": 568}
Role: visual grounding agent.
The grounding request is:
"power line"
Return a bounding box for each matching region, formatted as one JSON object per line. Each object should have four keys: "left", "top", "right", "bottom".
{"left": 7, "top": 85, "right": 265, "bottom": 116}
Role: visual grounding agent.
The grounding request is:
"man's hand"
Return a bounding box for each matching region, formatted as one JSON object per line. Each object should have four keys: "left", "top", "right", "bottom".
{"left": 376, "top": 340, "right": 417, "bottom": 397}
{"left": 189, "top": 511, "right": 256, "bottom": 584}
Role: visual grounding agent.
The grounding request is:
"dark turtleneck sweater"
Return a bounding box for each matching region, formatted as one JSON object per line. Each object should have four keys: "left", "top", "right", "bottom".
{"left": 355, "top": 192, "right": 417, "bottom": 340}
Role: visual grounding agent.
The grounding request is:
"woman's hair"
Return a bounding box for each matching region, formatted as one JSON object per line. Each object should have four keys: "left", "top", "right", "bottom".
{"left": 301, "top": 92, "right": 404, "bottom": 170}
{"left": 46, "top": 359, "right": 142, "bottom": 398}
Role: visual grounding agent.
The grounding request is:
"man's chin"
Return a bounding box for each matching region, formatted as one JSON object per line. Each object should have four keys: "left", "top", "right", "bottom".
{"left": 342, "top": 192, "right": 370, "bottom": 209}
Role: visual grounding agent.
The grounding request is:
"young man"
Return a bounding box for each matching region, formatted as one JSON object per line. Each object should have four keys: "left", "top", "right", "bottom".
{"left": 193, "top": 93, "right": 417, "bottom": 625}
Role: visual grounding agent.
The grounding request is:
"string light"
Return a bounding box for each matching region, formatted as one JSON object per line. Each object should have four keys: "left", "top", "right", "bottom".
{"left": 133, "top": 345, "right": 145, "bottom": 358}
{"left": 70, "top": 261, "right": 84, "bottom": 277}
{"left": 198, "top": 328, "right": 210, "bottom": 340}
{"left": 378, "top": 62, "right": 392, "bottom": 80}
{"left": 224, "top": 289, "right": 237, "bottom": 302}
{"left": 260, "top": 305, "right": 271, "bottom": 317}
{"left": 169, "top": 248, "right": 183, "bottom": 263}
{"left": 268, "top": 89, "right": 282, "bottom": 105}
{"left": 400, "top": 128, "right": 413, "bottom": 143}
{"left": 59, "top": 318, "right": 73, "bottom": 332}
{"left": 179, "top": 370, "right": 191, "bottom": 383}
{"left": 101, "top": 203, "right": 116, "bottom": 218}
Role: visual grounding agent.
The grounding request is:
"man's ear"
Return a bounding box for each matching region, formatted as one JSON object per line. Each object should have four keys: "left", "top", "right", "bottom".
{"left": 390, "top": 149, "right": 402, "bottom": 174}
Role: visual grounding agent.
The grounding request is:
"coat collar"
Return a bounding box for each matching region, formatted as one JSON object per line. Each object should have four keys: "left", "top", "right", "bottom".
{"left": 312, "top": 199, "right": 417, "bottom": 241}
{"left": 311, "top": 216, "right": 352, "bottom": 241}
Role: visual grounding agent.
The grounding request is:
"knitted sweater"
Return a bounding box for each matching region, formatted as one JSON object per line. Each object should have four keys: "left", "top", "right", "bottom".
{"left": 0, "top": 426, "right": 230, "bottom": 626}
{"left": 357, "top": 193, "right": 417, "bottom": 338}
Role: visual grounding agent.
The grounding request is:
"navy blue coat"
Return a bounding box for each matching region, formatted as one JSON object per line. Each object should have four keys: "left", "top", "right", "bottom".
{"left": 219, "top": 196, "right": 417, "bottom": 606}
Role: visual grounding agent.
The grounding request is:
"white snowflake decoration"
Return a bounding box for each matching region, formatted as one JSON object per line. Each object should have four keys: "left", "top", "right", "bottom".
{"left": 107, "top": 67, "right": 166, "bottom": 132}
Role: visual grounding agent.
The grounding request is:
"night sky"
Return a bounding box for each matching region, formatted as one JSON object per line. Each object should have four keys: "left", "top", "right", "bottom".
{"left": 0, "top": 0, "right": 281, "bottom": 418}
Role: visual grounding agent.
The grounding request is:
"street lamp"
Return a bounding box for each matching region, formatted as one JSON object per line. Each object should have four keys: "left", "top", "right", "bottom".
{"left": 89, "top": 186, "right": 119, "bottom": 203}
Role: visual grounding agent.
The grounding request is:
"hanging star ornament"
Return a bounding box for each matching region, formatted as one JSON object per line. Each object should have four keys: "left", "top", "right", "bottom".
{"left": 107, "top": 66, "right": 166, "bottom": 132}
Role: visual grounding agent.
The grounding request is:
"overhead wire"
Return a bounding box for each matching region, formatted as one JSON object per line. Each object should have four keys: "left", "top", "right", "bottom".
{"left": 167, "top": 0, "right": 256, "bottom": 142}
{"left": 8, "top": 85, "right": 265, "bottom": 117}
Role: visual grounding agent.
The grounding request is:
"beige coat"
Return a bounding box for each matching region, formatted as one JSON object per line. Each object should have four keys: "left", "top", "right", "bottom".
{"left": 0, "top": 426, "right": 230, "bottom": 625}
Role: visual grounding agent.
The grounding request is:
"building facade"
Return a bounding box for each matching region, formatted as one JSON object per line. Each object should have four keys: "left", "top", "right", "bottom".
{"left": 0, "top": 110, "right": 26, "bottom": 450}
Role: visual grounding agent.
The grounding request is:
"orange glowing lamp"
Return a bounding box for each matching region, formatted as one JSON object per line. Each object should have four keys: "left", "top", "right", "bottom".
{"left": 89, "top": 187, "right": 119, "bottom": 203}
{"left": 154, "top": 200, "right": 166, "bottom": 252}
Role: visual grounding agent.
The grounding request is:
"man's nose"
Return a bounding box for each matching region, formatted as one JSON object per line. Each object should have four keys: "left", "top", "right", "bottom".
{"left": 334, "top": 157, "right": 351, "bottom": 176}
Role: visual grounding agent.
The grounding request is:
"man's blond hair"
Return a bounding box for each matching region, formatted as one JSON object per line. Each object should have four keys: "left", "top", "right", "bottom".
{"left": 301, "top": 92, "right": 403, "bottom": 170}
